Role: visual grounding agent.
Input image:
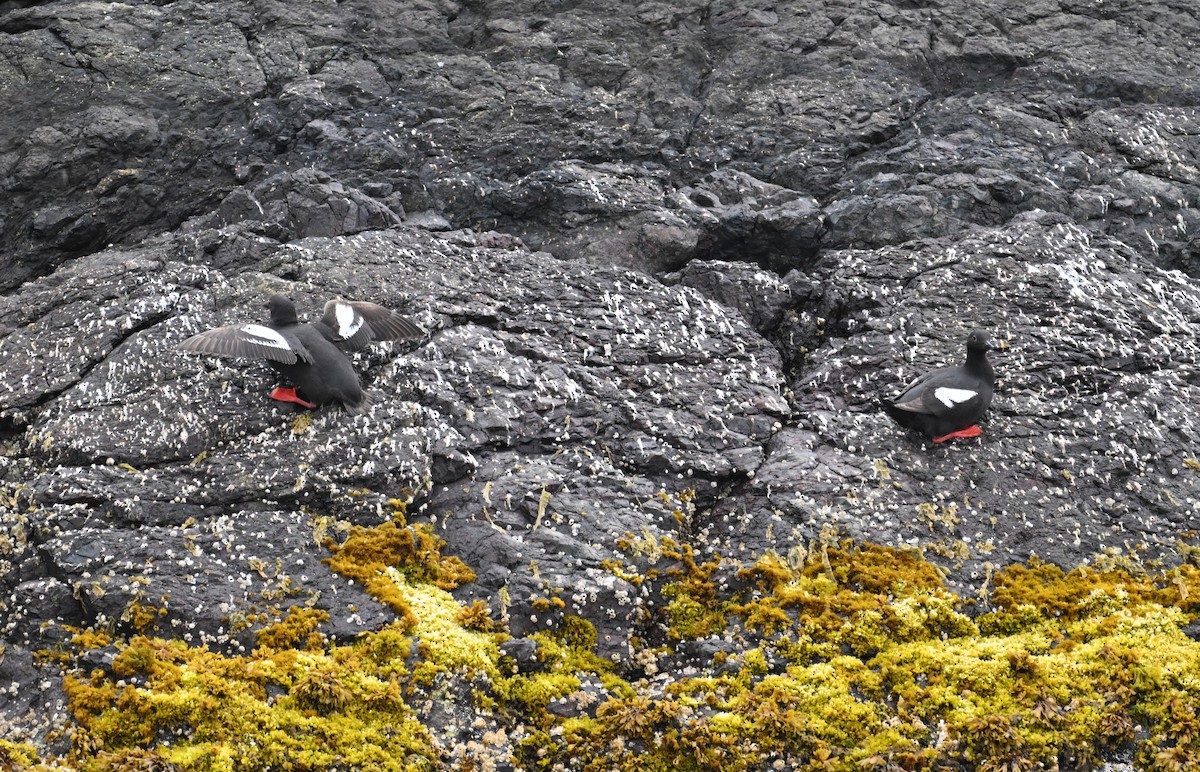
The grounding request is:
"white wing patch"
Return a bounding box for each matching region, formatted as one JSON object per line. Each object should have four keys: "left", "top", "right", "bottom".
{"left": 240, "top": 324, "right": 293, "bottom": 350}
{"left": 332, "top": 302, "right": 364, "bottom": 339}
{"left": 934, "top": 387, "right": 977, "bottom": 407}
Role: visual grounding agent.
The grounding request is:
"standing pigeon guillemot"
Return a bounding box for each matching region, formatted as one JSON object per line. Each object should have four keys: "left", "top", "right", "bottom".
{"left": 882, "top": 329, "right": 995, "bottom": 442}
{"left": 178, "top": 295, "right": 425, "bottom": 414}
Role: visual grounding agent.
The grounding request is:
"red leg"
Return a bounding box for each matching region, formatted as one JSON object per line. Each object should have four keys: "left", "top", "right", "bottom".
{"left": 932, "top": 425, "right": 983, "bottom": 443}
{"left": 269, "top": 387, "right": 317, "bottom": 409}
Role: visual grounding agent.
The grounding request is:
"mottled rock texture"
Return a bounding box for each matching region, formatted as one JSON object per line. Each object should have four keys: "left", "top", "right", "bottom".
{"left": 1, "top": 0, "right": 1199, "bottom": 763}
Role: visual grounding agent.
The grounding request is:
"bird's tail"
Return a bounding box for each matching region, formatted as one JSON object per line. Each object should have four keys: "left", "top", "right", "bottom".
{"left": 880, "top": 398, "right": 921, "bottom": 431}
{"left": 346, "top": 391, "right": 376, "bottom": 416}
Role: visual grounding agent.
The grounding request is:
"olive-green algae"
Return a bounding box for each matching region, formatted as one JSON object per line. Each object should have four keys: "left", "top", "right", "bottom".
{"left": 385, "top": 566, "right": 501, "bottom": 682}
{"left": 48, "top": 510, "right": 500, "bottom": 771}
{"left": 492, "top": 615, "right": 611, "bottom": 728}
{"left": 36, "top": 526, "right": 1200, "bottom": 771}
{"left": 323, "top": 515, "right": 477, "bottom": 631}
{"left": 0, "top": 739, "right": 44, "bottom": 771}
{"left": 60, "top": 612, "right": 446, "bottom": 771}
{"left": 555, "top": 536, "right": 1200, "bottom": 771}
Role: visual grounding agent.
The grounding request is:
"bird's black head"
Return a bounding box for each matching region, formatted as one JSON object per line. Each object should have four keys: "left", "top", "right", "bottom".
{"left": 267, "top": 295, "right": 300, "bottom": 326}
{"left": 966, "top": 329, "right": 992, "bottom": 351}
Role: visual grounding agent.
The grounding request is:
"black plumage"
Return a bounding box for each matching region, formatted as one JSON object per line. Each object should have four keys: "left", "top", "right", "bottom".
{"left": 882, "top": 330, "right": 995, "bottom": 442}
{"left": 179, "top": 295, "right": 424, "bottom": 414}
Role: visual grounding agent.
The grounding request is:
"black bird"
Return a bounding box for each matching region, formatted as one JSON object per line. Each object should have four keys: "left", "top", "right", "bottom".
{"left": 882, "top": 329, "right": 995, "bottom": 442}
{"left": 178, "top": 295, "right": 425, "bottom": 414}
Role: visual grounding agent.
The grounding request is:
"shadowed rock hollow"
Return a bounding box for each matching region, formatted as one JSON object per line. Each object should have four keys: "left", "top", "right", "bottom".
{"left": 1, "top": 0, "right": 1199, "bottom": 766}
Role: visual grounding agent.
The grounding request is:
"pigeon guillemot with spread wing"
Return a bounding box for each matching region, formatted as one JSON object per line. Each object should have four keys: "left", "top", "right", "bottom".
{"left": 179, "top": 295, "right": 425, "bottom": 414}
{"left": 882, "top": 329, "right": 995, "bottom": 442}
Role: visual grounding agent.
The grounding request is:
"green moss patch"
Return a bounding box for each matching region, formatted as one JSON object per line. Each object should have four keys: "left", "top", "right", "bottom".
{"left": 551, "top": 535, "right": 1200, "bottom": 771}
{"left": 385, "top": 567, "right": 501, "bottom": 681}
{"left": 323, "top": 516, "right": 477, "bottom": 630}
{"left": 0, "top": 739, "right": 41, "bottom": 770}
{"left": 42, "top": 510, "right": 499, "bottom": 772}
{"left": 32, "top": 521, "right": 1200, "bottom": 771}
{"left": 60, "top": 619, "right": 436, "bottom": 771}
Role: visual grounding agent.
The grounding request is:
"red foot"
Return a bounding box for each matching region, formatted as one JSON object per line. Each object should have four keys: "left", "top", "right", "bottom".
{"left": 932, "top": 425, "right": 983, "bottom": 443}
{"left": 269, "top": 387, "right": 317, "bottom": 409}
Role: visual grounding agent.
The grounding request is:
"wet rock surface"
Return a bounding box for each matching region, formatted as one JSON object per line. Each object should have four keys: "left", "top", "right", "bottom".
{"left": 1, "top": 0, "right": 1199, "bottom": 762}
{"left": 2, "top": 225, "right": 786, "bottom": 652}
{"left": 721, "top": 212, "right": 1200, "bottom": 593}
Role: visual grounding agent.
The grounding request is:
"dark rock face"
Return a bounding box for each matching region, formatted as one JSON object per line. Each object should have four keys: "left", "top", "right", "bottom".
{"left": 5, "top": 0, "right": 1198, "bottom": 289}
{"left": 2, "top": 227, "right": 786, "bottom": 662}
{"left": 729, "top": 211, "right": 1200, "bottom": 591}
{"left": 2, "top": 0, "right": 1200, "bottom": 760}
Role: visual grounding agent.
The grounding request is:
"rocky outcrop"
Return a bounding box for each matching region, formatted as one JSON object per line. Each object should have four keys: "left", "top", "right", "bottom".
{"left": 2, "top": 221, "right": 786, "bottom": 644}
{"left": 727, "top": 211, "right": 1200, "bottom": 590}
{"left": 4, "top": 0, "right": 1198, "bottom": 289}
{"left": 2, "top": 0, "right": 1200, "bottom": 765}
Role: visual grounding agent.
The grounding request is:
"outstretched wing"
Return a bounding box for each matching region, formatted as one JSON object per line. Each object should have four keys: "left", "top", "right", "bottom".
{"left": 177, "top": 323, "right": 311, "bottom": 364}
{"left": 319, "top": 299, "right": 425, "bottom": 350}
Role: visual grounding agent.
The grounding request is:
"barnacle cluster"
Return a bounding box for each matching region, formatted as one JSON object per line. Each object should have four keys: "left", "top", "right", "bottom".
{"left": 549, "top": 536, "right": 1200, "bottom": 771}
{"left": 21, "top": 517, "right": 1200, "bottom": 771}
